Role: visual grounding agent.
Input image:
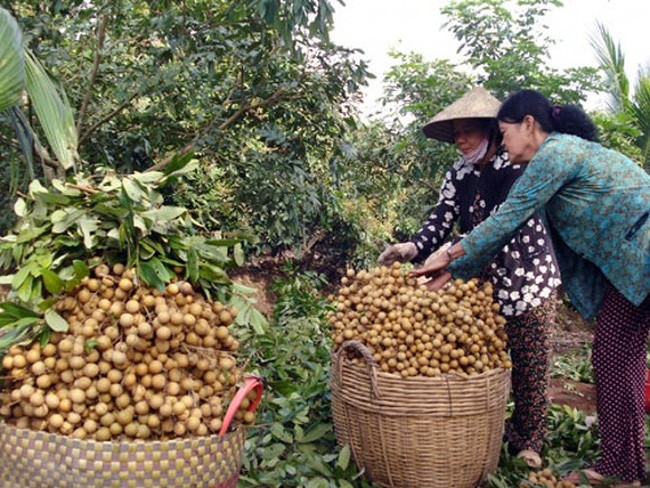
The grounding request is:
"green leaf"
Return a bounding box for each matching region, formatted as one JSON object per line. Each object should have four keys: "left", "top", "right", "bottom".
{"left": 305, "top": 479, "right": 329, "bottom": 488}
{"left": 270, "top": 422, "right": 293, "bottom": 443}
{"left": 44, "top": 309, "right": 69, "bottom": 332}
{"left": 39, "top": 327, "right": 51, "bottom": 348}
{"left": 149, "top": 257, "right": 175, "bottom": 281}
{"left": 187, "top": 248, "right": 199, "bottom": 283}
{"left": 336, "top": 445, "right": 351, "bottom": 470}
{"left": 141, "top": 206, "right": 187, "bottom": 223}
{"left": 11, "top": 262, "right": 35, "bottom": 289}
{"left": 205, "top": 238, "right": 241, "bottom": 247}
{"left": 15, "top": 224, "right": 50, "bottom": 244}
{"left": 72, "top": 260, "right": 89, "bottom": 280}
{"left": 77, "top": 214, "right": 99, "bottom": 249}
{"left": 260, "top": 442, "right": 285, "bottom": 461}
{"left": 41, "top": 268, "right": 64, "bottom": 294}
{"left": 51, "top": 208, "right": 85, "bottom": 233}
{"left": 24, "top": 49, "right": 78, "bottom": 170}
{"left": 122, "top": 178, "right": 144, "bottom": 202}
{"left": 198, "top": 264, "right": 230, "bottom": 284}
{"left": 139, "top": 260, "right": 166, "bottom": 290}
{"left": 16, "top": 273, "right": 34, "bottom": 302}
{"left": 0, "top": 316, "right": 39, "bottom": 329}
{"left": 130, "top": 171, "right": 164, "bottom": 184}
{"left": 37, "top": 297, "right": 59, "bottom": 311}
{"left": 0, "top": 7, "right": 25, "bottom": 111}
{"left": 13, "top": 197, "right": 26, "bottom": 217}
{"left": 297, "top": 423, "right": 331, "bottom": 444}
{"left": 233, "top": 242, "right": 244, "bottom": 266}
{"left": 0, "top": 323, "right": 32, "bottom": 350}
{"left": 161, "top": 152, "right": 196, "bottom": 176}
{"left": 0, "top": 301, "right": 40, "bottom": 319}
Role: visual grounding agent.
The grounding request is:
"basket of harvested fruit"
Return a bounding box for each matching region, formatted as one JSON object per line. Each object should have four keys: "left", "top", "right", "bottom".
{"left": 329, "top": 263, "right": 511, "bottom": 488}
{"left": 0, "top": 264, "right": 264, "bottom": 488}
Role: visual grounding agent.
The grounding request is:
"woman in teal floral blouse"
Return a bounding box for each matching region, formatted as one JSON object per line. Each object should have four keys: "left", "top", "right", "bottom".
{"left": 413, "top": 89, "right": 650, "bottom": 487}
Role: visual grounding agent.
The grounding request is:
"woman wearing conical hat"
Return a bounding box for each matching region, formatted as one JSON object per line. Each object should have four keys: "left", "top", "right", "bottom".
{"left": 379, "top": 86, "right": 561, "bottom": 469}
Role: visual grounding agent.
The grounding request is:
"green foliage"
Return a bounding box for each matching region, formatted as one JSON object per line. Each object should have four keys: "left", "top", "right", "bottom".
{"left": 591, "top": 110, "right": 644, "bottom": 163}
{"left": 237, "top": 267, "right": 373, "bottom": 487}
{"left": 2, "top": 0, "right": 370, "bottom": 255}
{"left": 0, "top": 7, "right": 24, "bottom": 111}
{"left": 0, "top": 164, "right": 241, "bottom": 301}
{"left": 488, "top": 404, "right": 600, "bottom": 487}
{"left": 587, "top": 21, "right": 650, "bottom": 168}
{"left": 551, "top": 346, "right": 594, "bottom": 383}
{"left": 441, "top": 0, "right": 601, "bottom": 102}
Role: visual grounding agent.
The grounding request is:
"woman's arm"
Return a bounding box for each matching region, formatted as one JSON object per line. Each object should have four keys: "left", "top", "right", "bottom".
{"left": 448, "top": 136, "right": 579, "bottom": 280}
{"left": 409, "top": 164, "right": 463, "bottom": 260}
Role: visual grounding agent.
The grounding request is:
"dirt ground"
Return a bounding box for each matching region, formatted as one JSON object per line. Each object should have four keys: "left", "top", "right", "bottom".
{"left": 548, "top": 300, "right": 597, "bottom": 413}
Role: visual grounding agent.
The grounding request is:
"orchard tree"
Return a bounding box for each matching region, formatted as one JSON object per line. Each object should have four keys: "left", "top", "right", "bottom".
{"left": 441, "top": 0, "right": 600, "bottom": 101}
{"left": 0, "top": 0, "right": 371, "bottom": 254}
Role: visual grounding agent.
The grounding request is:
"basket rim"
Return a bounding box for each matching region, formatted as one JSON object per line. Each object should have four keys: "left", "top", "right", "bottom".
{"left": 0, "top": 420, "right": 245, "bottom": 446}
{"left": 332, "top": 340, "right": 511, "bottom": 384}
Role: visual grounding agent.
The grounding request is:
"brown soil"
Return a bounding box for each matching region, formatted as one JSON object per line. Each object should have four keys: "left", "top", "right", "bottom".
{"left": 548, "top": 296, "right": 596, "bottom": 413}
{"left": 549, "top": 378, "right": 596, "bottom": 413}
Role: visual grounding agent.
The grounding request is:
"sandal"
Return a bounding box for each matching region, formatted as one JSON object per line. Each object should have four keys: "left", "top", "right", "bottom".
{"left": 562, "top": 468, "right": 641, "bottom": 487}
{"left": 517, "top": 449, "right": 542, "bottom": 469}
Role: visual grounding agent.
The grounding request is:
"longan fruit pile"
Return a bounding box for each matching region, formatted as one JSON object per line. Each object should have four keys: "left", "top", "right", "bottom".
{"left": 329, "top": 262, "right": 512, "bottom": 377}
{"left": 0, "top": 263, "right": 256, "bottom": 441}
{"left": 520, "top": 469, "right": 576, "bottom": 488}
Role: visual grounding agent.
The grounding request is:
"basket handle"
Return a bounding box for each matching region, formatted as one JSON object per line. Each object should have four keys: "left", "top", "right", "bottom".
{"left": 334, "top": 340, "right": 382, "bottom": 399}
{"left": 219, "top": 375, "right": 265, "bottom": 436}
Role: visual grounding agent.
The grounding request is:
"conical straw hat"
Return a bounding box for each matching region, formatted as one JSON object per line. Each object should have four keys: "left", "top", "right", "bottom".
{"left": 422, "top": 86, "right": 501, "bottom": 143}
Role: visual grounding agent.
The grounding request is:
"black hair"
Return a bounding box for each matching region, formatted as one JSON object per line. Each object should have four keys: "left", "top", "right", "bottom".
{"left": 497, "top": 89, "right": 599, "bottom": 142}
{"left": 486, "top": 118, "right": 504, "bottom": 148}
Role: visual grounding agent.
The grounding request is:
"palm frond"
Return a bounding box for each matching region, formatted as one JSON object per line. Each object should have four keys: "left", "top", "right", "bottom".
{"left": 630, "top": 75, "right": 650, "bottom": 168}
{"left": 24, "top": 49, "right": 79, "bottom": 171}
{"left": 7, "top": 106, "right": 35, "bottom": 182}
{"left": 0, "top": 7, "right": 25, "bottom": 111}
{"left": 589, "top": 21, "right": 629, "bottom": 113}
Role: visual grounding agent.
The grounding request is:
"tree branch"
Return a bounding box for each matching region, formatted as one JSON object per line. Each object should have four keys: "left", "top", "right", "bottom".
{"left": 76, "top": 15, "right": 108, "bottom": 135}
{"left": 146, "top": 86, "right": 288, "bottom": 173}
{"left": 78, "top": 92, "right": 139, "bottom": 146}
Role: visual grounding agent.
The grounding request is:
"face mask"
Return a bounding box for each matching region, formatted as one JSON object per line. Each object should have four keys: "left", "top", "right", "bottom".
{"left": 462, "top": 137, "right": 489, "bottom": 164}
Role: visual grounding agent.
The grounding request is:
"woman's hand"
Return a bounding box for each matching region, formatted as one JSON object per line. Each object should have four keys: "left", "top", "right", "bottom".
{"left": 410, "top": 252, "right": 449, "bottom": 278}
{"left": 420, "top": 270, "right": 453, "bottom": 291}
{"left": 410, "top": 252, "right": 453, "bottom": 291}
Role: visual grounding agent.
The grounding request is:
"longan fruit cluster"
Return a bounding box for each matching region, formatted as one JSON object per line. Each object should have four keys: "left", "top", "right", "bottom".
{"left": 0, "top": 263, "right": 255, "bottom": 441}
{"left": 329, "top": 262, "right": 512, "bottom": 377}
{"left": 520, "top": 469, "right": 576, "bottom": 488}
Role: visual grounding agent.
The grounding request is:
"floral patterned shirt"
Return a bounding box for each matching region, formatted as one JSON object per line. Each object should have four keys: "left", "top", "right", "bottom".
{"left": 450, "top": 133, "right": 650, "bottom": 319}
{"left": 410, "top": 149, "right": 561, "bottom": 317}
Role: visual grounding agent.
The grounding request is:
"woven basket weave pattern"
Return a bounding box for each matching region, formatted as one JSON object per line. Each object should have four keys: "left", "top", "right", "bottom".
{"left": 0, "top": 423, "right": 245, "bottom": 488}
{"left": 331, "top": 344, "right": 511, "bottom": 488}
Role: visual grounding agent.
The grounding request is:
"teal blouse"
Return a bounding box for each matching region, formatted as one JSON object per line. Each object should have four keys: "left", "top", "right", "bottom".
{"left": 449, "top": 133, "right": 650, "bottom": 320}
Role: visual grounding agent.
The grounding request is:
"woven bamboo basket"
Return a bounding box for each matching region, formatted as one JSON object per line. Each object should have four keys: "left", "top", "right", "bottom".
{"left": 331, "top": 341, "right": 511, "bottom": 488}
{"left": 0, "top": 376, "right": 264, "bottom": 488}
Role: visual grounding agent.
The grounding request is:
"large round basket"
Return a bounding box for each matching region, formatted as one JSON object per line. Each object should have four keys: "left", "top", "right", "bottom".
{"left": 0, "top": 376, "right": 264, "bottom": 488}
{"left": 330, "top": 341, "right": 511, "bottom": 488}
